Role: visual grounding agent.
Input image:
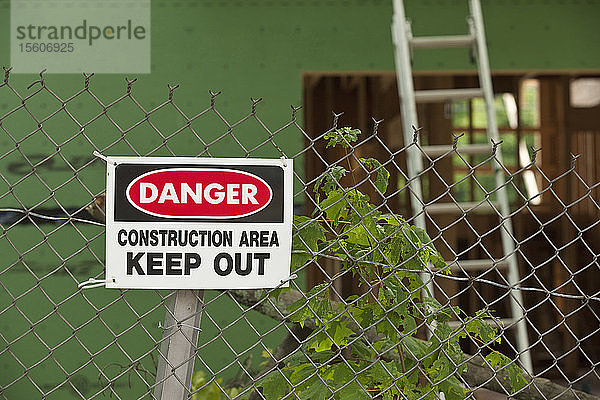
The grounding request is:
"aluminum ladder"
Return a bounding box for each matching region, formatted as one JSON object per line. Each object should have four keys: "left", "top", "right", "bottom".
{"left": 391, "top": 0, "right": 532, "bottom": 372}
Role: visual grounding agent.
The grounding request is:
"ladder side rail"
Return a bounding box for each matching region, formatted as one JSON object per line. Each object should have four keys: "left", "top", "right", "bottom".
{"left": 469, "top": 0, "right": 533, "bottom": 373}
{"left": 391, "top": 0, "right": 435, "bottom": 297}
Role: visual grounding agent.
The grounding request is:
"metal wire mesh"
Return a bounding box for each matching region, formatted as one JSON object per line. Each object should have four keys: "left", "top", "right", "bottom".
{"left": 1, "top": 69, "right": 599, "bottom": 400}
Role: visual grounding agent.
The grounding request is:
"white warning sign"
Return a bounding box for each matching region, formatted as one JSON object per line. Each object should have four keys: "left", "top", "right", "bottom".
{"left": 104, "top": 157, "right": 293, "bottom": 289}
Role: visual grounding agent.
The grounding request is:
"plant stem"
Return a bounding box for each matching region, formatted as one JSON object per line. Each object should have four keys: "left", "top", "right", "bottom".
{"left": 345, "top": 149, "right": 358, "bottom": 190}
{"left": 347, "top": 356, "right": 378, "bottom": 364}
{"left": 397, "top": 343, "right": 406, "bottom": 374}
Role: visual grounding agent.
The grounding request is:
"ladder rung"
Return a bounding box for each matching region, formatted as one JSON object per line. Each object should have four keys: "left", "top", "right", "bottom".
{"left": 415, "top": 88, "right": 484, "bottom": 103}
{"left": 424, "top": 201, "right": 498, "bottom": 215}
{"left": 421, "top": 144, "right": 492, "bottom": 157}
{"left": 447, "top": 259, "right": 509, "bottom": 271}
{"left": 410, "top": 34, "right": 475, "bottom": 49}
{"left": 448, "top": 318, "right": 515, "bottom": 329}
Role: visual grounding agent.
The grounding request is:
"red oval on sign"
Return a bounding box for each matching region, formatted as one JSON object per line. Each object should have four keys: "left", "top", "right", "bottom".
{"left": 126, "top": 168, "right": 273, "bottom": 218}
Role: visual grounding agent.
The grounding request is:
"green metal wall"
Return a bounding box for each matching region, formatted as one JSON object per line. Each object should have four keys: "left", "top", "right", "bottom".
{"left": 0, "top": 0, "right": 598, "bottom": 398}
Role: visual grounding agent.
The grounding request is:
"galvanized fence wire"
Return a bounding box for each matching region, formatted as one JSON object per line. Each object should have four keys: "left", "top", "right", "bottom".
{"left": 0, "top": 69, "right": 599, "bottom": 400}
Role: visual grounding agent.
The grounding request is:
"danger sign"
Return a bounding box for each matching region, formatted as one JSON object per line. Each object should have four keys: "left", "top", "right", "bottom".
{"left": 104, "top": 157, "right": 293, "bottom": 289}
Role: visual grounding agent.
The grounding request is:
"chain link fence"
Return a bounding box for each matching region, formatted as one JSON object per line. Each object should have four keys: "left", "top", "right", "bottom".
{"left": 1, "top": 69, "right": 599, "bottom": 400}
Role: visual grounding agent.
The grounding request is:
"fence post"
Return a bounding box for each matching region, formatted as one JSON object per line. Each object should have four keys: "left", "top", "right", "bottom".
{"left": 153, "top": 290, "right": 205, "bottom": 400}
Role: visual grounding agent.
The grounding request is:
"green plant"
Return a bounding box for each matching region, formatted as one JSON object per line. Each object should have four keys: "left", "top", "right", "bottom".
{"left": 191, "top": 370, "right": 244, "bottom": 400}
{"left": 259, "top": 127, "right": 526, "bottom": 400}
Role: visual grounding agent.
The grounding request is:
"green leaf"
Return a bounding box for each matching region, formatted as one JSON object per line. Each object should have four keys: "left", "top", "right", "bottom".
{"left": 375, "top": 319, "right": 400, "bottom": 343}
{"left": 383, "top": 234, "right": 404, "bottom": 266}
{"left": 402, "top": 336, "right": 429, "bottom": 360}
{"left": 320, "top": 190, "right": 346, "bottom": 222}
{"left": 359, "top": 158, "right": 390, "bottom": 194}
{"left": 269, "top": 287, "right": 291, "bottom": 301}
{"left": 342, "top": 193, "right": 382, "bottom": 246}
{"left": 258, "top": 371, "right": 290, "bottom": 400}
{"left": 344, "top": 225, "right": 372, "bottom": 246}
{"left": 288, "top": 283, "right": 332, "bottom": 328}
{"left": 438, "top": 376, "right": 467, "bottom": 400}
{"left": 465, "top": 312, "right": 501, "bottom": 344}
{"left": 485, "top": 352, "right": 527, "bottom": 394}
{"left": 307, "top": 350, "right": 336, "bottom": 364}
{"left": 292, "top": 216, "right": 326, "bottom": 270}
{"left": 380, "top": 213, "right": 403, "bottom": 223}
{"left": 433, "top": 322, "right": 453, "bottom": 346}
{"left": 329, "top": 362, "right": 353, "bottom": 385}
{"left": 402, "top": 313, "right": 417, "bottom": 334}
{"left": 330, "top": 364, "right": 370, "bottom": 400}
{"left": 191, "top": 371, "right": 226, "bottom": 400}
{"left": 297, "top": 375, "right": 330, "bottom": 400}
{"left": 332, "top": 320, "right": 355, "bottom": 346}
{"left": 324, "top": 127, "right": 361, "bottom": 148}
{"left": 412, "top": 227, "right": 447, "bottom": 270}
{"left": 351, "top": 303, "right": 376, "bottom": 328}
{"left": 369, "top": 360, "right": 396, "bottom": 384}
{"left": 337, "top": 381, "right": 370, "bottom": 400}
{"left": 417, "top": 296, "right": 444, "bottom": 322}
{"left": 351, "top": 338, "right": 374, "bottom": 359}
{"left": 308, "top": 331, "right": 334, "bottom": 352}
{"left": 421, "top": 296, "right": 443, "bottom": 311}
{"left": 287, "top": 362, "right": 315, "bottom": 383}
{"left": 412, "top": 226, "right": 432, "bottom": 246}
{"left": 314, "top": 166, "right": 347, "bottom": 204}
{"left": 398, "top": 226, "right": 428, "bottom": 271}
{"left": 382, "top": 277, "right": 410, "bottom": 303}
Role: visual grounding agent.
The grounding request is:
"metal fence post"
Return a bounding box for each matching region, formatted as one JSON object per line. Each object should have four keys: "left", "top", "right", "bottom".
{"left": 153, "top": 290, "right": 205, "bottom": 400}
